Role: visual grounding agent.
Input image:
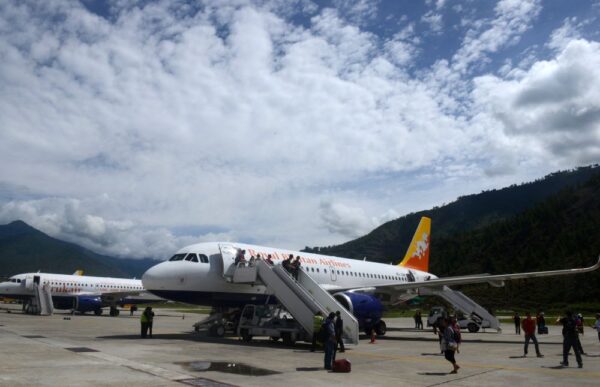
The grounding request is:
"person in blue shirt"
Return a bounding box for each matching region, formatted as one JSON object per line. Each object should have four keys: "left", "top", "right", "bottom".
{"left": 323, "top": 312, "right": 336, "bottom": 370}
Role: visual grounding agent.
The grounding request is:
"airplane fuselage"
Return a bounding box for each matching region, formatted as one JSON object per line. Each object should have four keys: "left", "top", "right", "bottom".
{"left": 141, "top": 242, "right": 437, "bottom": 307}
{"left": 0, "top": 273, "right": 151, "bottom": 312}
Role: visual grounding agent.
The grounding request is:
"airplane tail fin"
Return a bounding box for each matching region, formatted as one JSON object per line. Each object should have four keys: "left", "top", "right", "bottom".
{"left": 73, "top": 270, "right": 84, "bottom": 276}
{"left": 398, "top": 217, "right": 431, "bottom": 272}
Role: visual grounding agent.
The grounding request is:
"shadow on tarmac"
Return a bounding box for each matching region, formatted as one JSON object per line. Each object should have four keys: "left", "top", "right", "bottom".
{"left": 375, "top": 335, "right": 563, "bottom": 345}
{"left": 96, "top": 332, "right": 316, "bottom": 350}
{"left": 417, "top": 372, "right": 450, "bottom": 376}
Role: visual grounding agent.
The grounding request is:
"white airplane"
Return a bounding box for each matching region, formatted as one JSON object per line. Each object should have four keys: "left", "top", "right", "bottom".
{"left": 141, "top": 217, "right": 600, "bottom": 334}
{"left": 0, "top": 271, "right": 161, "bottom": 316}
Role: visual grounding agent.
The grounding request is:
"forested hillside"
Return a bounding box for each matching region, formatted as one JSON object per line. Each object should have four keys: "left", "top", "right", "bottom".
{"left": 305, "top": 165, "right": 600, "bottom": 307}
{"left": 434, "top": 172, "right": 600, "bottom": 307}
{"left": 0, "top": 221, "right": 157, "bottom": 278}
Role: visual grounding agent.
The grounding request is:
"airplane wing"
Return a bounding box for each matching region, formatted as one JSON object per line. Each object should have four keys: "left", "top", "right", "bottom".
{"left": 328, "top": 255, "right": 600, "bottom": 293}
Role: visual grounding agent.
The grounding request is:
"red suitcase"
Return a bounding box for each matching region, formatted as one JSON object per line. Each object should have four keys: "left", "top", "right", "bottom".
{"left": 332, "top": 359, "right": 351, "bottom": 373}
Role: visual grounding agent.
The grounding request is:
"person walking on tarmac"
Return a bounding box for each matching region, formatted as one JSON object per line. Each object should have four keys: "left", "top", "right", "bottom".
{"left": 335, "top": 311, "right": 345, "bottom": 353}
{"left": 440, "top": 317, "right": 460, "bottom": 374}
{"left": 513, "top": 312, "right": 521, "bottom": 335}
{"left": 323, "top": 312, "right": 337, "bottom": 370}
{"left": 311, "top": 311, "right": 324, "bottom": 352}
{"left": 593, "top": 313, "right": 600, "bottom": 343}
{"left": 558, "top": 311, "right": 583, "bottom": 368}
{"left": 522, "top": 312, "right": 543, "bottom": 357}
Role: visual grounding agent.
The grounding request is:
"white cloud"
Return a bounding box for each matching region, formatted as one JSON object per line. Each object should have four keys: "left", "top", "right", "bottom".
{"left": 319, "top": 199, "right": 399, "bottom": 239}
{"left": 548, "top": 17, "right": 583, "bottom": 52}
{"left": 0, "top": 0, "right": 597, "bottom": 258}
{"left": 473, "top": 39, "right": 600, "bottom": 166}
{"left": 452, "top": 0, "right": 542, "bottom": 74}
{"left": 421, "top": 11, "right": 443, "bottom": 34}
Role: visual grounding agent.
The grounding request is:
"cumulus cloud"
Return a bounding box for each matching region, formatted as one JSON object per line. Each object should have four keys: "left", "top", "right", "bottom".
{"left": 473, "top": 39, "right": 600, "bottom": 165}
{"left": 319, "top": 199, "right": 399, "bottom": 239}
{"left": 0, "top": 197, "right": 232, "bottom": 259}
{"left": 452, "top": 0, "right": 542, "bottom": 74}
{"left": 0, "top": 0, "right": 598, "bottom": 257}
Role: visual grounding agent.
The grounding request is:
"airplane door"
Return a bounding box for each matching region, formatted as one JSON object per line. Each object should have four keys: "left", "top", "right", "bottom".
{"left": 330, "top": 267, "right": 337, "bottom": 282}
{"left": 33, "top": 275, "right": 41, "bottom": 285}
{"left": 219, "top": 244, "right": 238, "bottom": 276}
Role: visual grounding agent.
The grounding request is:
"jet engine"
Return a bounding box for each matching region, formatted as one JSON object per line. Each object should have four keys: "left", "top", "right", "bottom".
{"left": 49, "top": 296, "right": 106, "bottom": 315}
{"left": 333, "top": 292, "right": 387, "bottom": 335}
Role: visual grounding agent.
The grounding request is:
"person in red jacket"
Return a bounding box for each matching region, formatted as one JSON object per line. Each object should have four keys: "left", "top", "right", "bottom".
{"left": 522, "top": 312, "right": 543, "bottom": 357}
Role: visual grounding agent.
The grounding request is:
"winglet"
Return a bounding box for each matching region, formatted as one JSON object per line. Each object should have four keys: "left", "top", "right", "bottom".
{"left": 398, "top": 217, "right": 431, "bottom": 272}
{"left": 72, "top": 270, "right": 84, "bottom": 276}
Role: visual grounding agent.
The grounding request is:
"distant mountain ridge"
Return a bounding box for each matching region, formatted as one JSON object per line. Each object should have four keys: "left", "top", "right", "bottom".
{"left": 0, "top": 221, "right": 158, "bottom": 278}
{"left": 305, "top": 165, "right": 600, "bottom": 263}
{"left": 305, "top": 165, "right": 600, "bottom": 306}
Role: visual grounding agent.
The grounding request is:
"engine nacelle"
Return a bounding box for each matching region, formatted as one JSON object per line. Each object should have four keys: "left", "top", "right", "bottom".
{"left": 74, "top": 296, "right": 103, "bottom": 313}
{"left": 334, "top": 291, "right": 383, "bottom": 332}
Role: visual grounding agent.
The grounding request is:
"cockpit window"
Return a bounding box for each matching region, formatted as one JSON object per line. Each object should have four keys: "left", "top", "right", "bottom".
{"left": 169, "top": 253, "right": 187, "bottom": 261}
{"left": 185, "top": 253, "right": 199, "bottom": 263}
{"left": 199, "top": 254, "right": 209, "bottom": 263}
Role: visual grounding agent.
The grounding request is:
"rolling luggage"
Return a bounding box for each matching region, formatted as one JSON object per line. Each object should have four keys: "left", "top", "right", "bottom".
{"left": 538, "top": 326, "right": 548, "bottom": 334}
{"left": 332, "top": 358, "right": 351, "bottom": 373}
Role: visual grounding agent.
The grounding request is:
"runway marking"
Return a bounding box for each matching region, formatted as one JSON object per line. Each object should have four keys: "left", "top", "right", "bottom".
{"left": 351, "top": 350, "right": 600, "bottom": 378}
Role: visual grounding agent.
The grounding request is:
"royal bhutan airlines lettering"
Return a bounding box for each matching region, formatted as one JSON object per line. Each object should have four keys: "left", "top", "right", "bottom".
{"left": 243, "top": 249, "right": 352, "bottom": 269}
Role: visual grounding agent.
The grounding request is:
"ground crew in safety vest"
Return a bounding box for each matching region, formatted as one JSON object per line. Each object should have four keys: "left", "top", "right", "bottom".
{"left": 311, "top": 311, "right": 324, "bottom": 352}
{"left": 140, "top": 308, "right": 150, "bottom": 339}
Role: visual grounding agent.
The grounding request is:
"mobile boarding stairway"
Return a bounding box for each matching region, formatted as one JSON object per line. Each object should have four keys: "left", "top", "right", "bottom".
{"left": 25, "top": 282, "right": 54, "bottom": 316}
{"left": 419, "top": 285, "right": 500, "bottom": 331}
{"left": 224, "top": 257, "right": 360, "bottom": 345}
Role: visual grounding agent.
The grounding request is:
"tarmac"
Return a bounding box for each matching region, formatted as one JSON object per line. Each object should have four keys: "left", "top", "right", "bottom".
{"left": 1, "top": 304, "right": 599, "bottom": 386}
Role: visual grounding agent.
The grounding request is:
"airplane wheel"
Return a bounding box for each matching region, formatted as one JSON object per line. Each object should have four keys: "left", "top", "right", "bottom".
{"left": 94, "top": 308, "right": 103, "bottom": 316}
{"left": 240, "top": 329, "right": 253, "bottom": 342}
{"left": 282, "top": 332, "right": 296, "bottom": 346}
{"left": 214, "top": 324, "right": 225, "bottom": 337}
{"left": 467, "top": 323, "right": 479, "bottom": 333}
{"left": 375, "top": 320, "right": 387, "bottom": 336}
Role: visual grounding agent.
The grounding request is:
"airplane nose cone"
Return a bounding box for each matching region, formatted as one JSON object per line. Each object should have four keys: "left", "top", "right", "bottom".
{"left": 141, "top": 264, "right": 163, "bottom": 291}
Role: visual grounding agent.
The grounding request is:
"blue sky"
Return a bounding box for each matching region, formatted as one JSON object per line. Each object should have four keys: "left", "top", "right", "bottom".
{"left": 0, "top": 0, "right": 599, "bottom": 259}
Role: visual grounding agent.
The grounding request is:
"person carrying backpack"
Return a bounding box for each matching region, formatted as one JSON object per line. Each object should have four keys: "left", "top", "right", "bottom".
{"left": 440, "top": 318, "right": 460, "bottom": 374}
{"left": 450, "top": 316, "right": 462, "bottom": 353}
{"left": 323, "top": 312, "right": 337, "bottom": 370}
{"left": 558, "top": 311, "right": 582, "bottom": 368}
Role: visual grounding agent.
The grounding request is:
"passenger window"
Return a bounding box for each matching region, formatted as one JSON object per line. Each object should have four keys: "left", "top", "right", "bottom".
{"left": 199, "top": 254, "right": 209, "bottom": 263}
{"left": 316, "top": 268, "right": 320, "bottom": 273}
{"left": 324, "top": 269, "right": 327, "bottom": 273}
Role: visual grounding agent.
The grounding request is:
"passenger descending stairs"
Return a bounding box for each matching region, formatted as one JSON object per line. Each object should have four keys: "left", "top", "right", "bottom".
{"left": 419, "top": 285, "right": 500, "bottom": 331}
{"left": 33, "top": 283, "right": 54, "bottom": 316}
{"left": 230, "top": 261, "right": 360, "bottom": 345}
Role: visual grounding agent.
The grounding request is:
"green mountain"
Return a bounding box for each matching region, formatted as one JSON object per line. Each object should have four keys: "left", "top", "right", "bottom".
{"left": 0, "top": 221, "right": 158, "bottom": 278}
{"left": 305, "top": 165, "right": 600, "bottom": 262}
{"left": 305, "top": 165, "right": 600, "bottom": 307}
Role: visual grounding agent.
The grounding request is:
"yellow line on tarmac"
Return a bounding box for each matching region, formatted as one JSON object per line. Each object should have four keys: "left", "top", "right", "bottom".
{"left": 351, "top": 350, "right": 600, "bottom": 378}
